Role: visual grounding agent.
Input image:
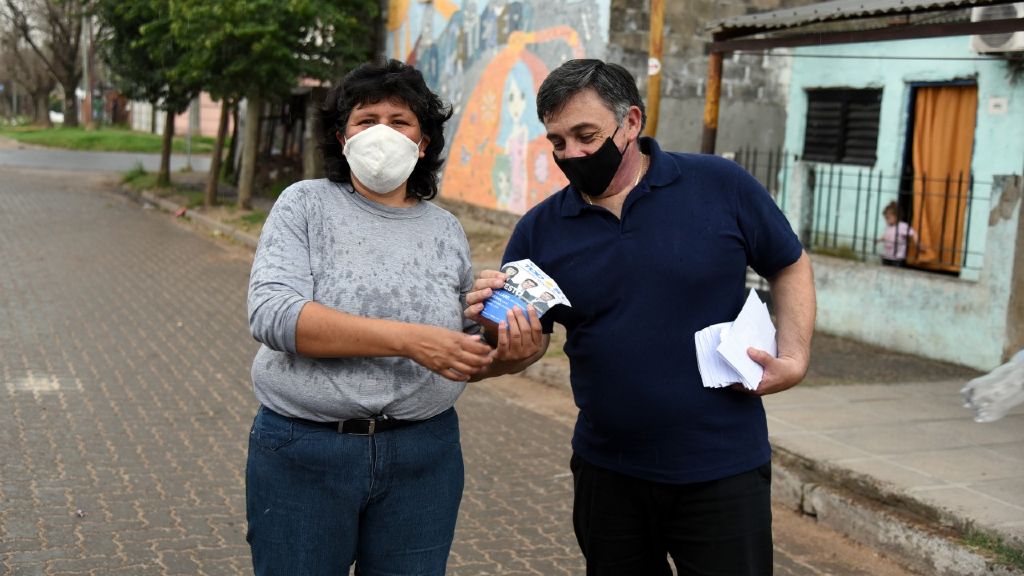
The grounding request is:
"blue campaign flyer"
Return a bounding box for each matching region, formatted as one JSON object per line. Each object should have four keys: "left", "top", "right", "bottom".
{"left": 479, "top": 258, "right": 571, "bottom": 323}
{"left": 481, "top": 289, "right": 531, "bottom": 324}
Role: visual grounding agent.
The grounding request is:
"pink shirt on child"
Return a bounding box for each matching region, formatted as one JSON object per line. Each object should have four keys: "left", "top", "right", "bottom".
{"left": 882, "top": 221, "right": 915, "bottom": 260}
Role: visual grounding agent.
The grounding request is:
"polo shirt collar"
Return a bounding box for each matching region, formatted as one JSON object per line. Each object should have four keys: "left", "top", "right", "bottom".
{"left": 558, "top": 136, "right": 682, "bottom": 217}
{"left": 641, "top": 137, "right": 681, "bottom": 188}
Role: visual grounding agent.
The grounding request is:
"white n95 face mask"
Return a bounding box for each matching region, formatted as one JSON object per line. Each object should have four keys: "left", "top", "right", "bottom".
{"left": 342, "top": 123, "right": 422, "bottom": 194}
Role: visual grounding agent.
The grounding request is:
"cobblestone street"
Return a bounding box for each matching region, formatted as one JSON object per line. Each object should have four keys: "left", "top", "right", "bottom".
{"left": 0, "top": 168, "right": 582, "bottom": 575}
{"left": 0, "top": 167, "right": 918, "bottom": 575}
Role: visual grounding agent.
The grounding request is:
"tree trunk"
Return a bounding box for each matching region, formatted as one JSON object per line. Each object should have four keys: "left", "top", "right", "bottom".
{"left": 158, "top": 110, "right": 175, "bottom": 187}
{"left": 205, "top": 98, "right": 231, "bottom": 208}
{"left": 31, "top": 90, "right": 52, "bottom": 127}
{"left": 63, "top": 85, "right": 79, "bottom": 128}
{"left": 303, "top": 87, "right": 326, "bottom": 180}
{"left": 237, "top": 96, "right": 261, "bottom": 210}
{"left": 225, "top": 101, "right": 241, "bottom": 182}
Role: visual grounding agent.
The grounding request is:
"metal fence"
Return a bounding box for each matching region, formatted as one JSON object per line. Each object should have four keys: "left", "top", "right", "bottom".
{"left": 732, "top": 148, "right": 993, "bottom": 275}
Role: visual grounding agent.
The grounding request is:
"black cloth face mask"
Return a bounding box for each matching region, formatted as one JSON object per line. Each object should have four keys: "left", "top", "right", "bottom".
{"left": 553, "top": 126, "right": 628, "bottom": 199}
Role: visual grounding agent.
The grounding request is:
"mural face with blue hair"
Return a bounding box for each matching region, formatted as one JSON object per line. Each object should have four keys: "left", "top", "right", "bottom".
{"left": 497, "top": 61, "right": 545, "bottom": 146}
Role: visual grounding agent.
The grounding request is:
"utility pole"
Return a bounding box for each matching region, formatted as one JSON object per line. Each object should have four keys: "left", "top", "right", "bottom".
{"left": 643, "top": 0, "right": 664, "bottom": 137}
{"left": 81, "top": 14, "right": 95, "bottom": 129}
{"left": 186, "top": 97, "right": 199, "bottom": 171}
{"left": 700, "top": 49, "right": 723, "bottom": 155}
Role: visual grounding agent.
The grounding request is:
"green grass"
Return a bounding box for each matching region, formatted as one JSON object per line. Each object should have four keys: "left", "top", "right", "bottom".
{"left": 121, "top": 163, "right": 200, "bottom": 207}
{"left": 264, "top": 178, "right": 293, "bottom": 200}
{"left": 812, "top": 245, "right": 862, "bottom": 261}
{"left": 122, "top": 163, "right": 163, "bottom": 190}
{"left": 226, "top": 211, "right": 268, "bottom": 233}
{"left": 180, "top": 189, "right": 206, "bottom": 208}
{"left": 0, "top": 125, "right": 214, "bottom": 154}
{"left": 963, "top": 528, "right": 1024, "bottom": 571}
{"left": 237, "top": 212, "right": 267, "bottom": 226}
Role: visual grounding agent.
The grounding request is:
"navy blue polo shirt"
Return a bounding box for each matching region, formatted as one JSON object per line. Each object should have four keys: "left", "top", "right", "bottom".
{"left": 503, "top": 138, "right": 803, "bottom": 484}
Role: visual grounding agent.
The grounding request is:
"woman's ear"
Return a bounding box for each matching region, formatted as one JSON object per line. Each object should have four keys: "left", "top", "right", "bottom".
{"left": 335, "top": 130, "right": 345, "bottom": 147}
{"left": 418, "top": 136, "right": 430, "bottom": 158}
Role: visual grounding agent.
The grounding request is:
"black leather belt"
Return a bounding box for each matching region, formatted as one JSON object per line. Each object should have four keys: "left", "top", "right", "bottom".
{"left": 293, "top": 414, "right": 416, "bottom": 435}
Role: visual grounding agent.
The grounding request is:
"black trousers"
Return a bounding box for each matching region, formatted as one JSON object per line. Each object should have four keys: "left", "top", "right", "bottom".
{"left": 570, "top": 454, "right": 773, "bottom": 576}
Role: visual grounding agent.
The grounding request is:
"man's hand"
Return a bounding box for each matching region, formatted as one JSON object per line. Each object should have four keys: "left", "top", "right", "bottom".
{"left": 405, "top": 325, "right": 494, "bottom": 382}
{"left": 491, "top": 305, "right": 544, "bottom": 364}
{"left": 464, "top": 269, "right": 506, "bottom": 325}
{"left": 731, "top": 252, "right": 816, "bottom": 397}
{"left": 730, "top": 347, "right": 808, "bottom": 396}
{"left": 463, "top": 269, "right": 548, "bottom": 379}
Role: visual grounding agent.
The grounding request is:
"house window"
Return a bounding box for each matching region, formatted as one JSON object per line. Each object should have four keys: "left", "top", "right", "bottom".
{"left": 802, "top": 88, "right": 882, "bottom": 166}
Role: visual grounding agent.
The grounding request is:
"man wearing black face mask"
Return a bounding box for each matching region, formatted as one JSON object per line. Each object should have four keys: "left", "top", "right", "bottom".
{"left": 465, "top": 59, "right": 816, "bottom": 575}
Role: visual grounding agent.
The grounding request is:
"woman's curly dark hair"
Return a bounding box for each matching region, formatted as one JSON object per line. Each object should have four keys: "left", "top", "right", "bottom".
{"left": 320, "top": 58, "right": 453, "bottom": 201}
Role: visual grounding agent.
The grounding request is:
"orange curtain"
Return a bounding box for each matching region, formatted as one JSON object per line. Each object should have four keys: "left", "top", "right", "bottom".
{"left": 906, "top": 85, "right": 977, "bottom": 273}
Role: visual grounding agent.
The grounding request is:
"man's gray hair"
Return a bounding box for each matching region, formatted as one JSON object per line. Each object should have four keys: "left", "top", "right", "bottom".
{"left": 536, "top": 59, "right": 647, "bottom": 132}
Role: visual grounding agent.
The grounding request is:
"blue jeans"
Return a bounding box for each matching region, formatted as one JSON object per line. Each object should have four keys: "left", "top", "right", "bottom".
{"left": 246, "top": 406, "right": 464, "bottom": 576}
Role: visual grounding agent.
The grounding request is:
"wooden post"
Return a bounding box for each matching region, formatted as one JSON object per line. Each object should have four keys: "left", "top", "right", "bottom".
{"left": 700, "top": 50, "right": 723, "bottom": 155}
{"left": 644, "top": 0, "right": 665, "bottom": 137}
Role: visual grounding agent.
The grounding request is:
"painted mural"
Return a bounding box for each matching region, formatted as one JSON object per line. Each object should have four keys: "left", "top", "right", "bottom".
{"left": 387, "top": 0, "right": 610, "bottom": 214}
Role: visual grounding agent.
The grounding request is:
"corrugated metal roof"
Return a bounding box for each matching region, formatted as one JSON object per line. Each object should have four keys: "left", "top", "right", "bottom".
{"left": 707, "top": 0, "right": 1016, "bottom": 33}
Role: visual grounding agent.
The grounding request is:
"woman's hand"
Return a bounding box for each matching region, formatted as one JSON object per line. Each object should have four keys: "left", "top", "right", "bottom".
{"left": 404, "top": 325, "right": 494, "bottom": 382}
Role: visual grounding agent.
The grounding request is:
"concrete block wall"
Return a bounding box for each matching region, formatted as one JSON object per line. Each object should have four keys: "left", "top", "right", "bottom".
{"left": 610, "top": 0, "right": 818, "bottom": 154}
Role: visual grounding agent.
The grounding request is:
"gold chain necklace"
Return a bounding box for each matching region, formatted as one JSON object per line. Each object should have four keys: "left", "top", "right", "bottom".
{"left": 584, "top": 153, "right": 647, "bottom": 206}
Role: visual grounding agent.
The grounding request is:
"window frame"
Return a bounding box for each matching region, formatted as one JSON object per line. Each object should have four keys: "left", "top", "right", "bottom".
{"left": 802, "top": 88, "right": 882, "bottom": 167}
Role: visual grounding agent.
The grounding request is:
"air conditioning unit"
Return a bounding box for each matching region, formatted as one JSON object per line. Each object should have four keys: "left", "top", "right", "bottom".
{"left": 970, "top": 3, "right": 1024, "bottom": 53}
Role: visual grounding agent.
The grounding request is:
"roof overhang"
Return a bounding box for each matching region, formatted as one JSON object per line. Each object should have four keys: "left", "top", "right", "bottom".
{"left": 706, "top": 0, "right": 1024, "bottom": 52}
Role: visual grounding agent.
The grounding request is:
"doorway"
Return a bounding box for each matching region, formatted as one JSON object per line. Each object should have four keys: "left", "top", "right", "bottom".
{"left": 898, "top": 82, "right": 978, "bottom": 274}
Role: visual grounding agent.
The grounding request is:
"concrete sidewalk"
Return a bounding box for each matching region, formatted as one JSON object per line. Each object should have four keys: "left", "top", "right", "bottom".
{"left": 767, "top": 379, "right": 1024, "bottom": 575}
{"left": 132, "top": 181, "right": 1024, "bottom": 575}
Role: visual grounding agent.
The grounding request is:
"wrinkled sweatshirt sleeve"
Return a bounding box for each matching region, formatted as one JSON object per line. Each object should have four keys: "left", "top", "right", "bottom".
{"left": 457, "top": 228, "right": 482, "bottom": 337}
{"left": 247, "top": 185, "right": 313, "bottom": 354}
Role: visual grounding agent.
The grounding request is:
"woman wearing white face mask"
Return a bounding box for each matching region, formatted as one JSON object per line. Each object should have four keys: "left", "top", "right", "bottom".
{"left": 244, "top": 59, "right": 543, "bottom": 576}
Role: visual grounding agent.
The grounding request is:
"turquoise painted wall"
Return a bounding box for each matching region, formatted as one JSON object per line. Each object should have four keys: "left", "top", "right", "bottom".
{"left": 785, "top": 35, "right": 1024, "bottom": 182}
{"left": 784, "top": 36, "right": 1024, "bottom": 277}
{"left": 782, "top": 36, "right": 1024, "bottom": 370}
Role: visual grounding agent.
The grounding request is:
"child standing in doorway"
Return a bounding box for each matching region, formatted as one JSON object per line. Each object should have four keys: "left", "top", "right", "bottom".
{"left": 878, "top": 201, "right": 917, "bottom": 267}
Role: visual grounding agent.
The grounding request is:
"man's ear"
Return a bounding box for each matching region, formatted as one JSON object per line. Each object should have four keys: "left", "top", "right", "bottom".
{"left": 335, "top": 130, "right": 345, "bottom": 146}
{"left": 627, "top": 106, "right": 643, "bottom": 140}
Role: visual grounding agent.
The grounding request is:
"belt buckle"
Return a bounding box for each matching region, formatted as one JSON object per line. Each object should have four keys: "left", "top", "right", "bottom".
{"left": 338, "top": 417, "right": 379, "bottom": 435}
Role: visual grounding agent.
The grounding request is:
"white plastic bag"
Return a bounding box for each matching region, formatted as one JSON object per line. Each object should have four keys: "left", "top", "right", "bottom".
{"left": 961, "top": 350, "right": 1024, "bottom": 423}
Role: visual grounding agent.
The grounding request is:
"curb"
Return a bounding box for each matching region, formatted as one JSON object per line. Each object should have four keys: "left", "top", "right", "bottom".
{"left": 773, "top": 450, "right": 1023, "bottom": 576}
{"left": 126, "top": 186, "right": 1023, "bottom": 576}
{"left": 137, "top": 189, "right": 260, "bottom": 249}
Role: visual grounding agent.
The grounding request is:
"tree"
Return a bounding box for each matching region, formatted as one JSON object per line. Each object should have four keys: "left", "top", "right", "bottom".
{"left": 169, "top": 0, "right": 377, "bottom": 208}
{"left": 95, "top": 0, "right": 197, "bottom": 186}
{"left": 1, "top": 0, "right": 89, "bottom": 127}
{"left": 1, "top": 21, "right": 56, "bottom": 126}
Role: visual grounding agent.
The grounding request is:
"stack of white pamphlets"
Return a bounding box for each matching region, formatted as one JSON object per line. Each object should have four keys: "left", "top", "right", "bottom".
{"left": 694, "top": 289, "right": 777, "bottom": 390}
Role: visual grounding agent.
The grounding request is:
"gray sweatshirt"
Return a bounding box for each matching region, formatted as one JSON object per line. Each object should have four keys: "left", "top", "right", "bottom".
{"left": 247, "top": 179, "right": 477, "bottom": 421}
